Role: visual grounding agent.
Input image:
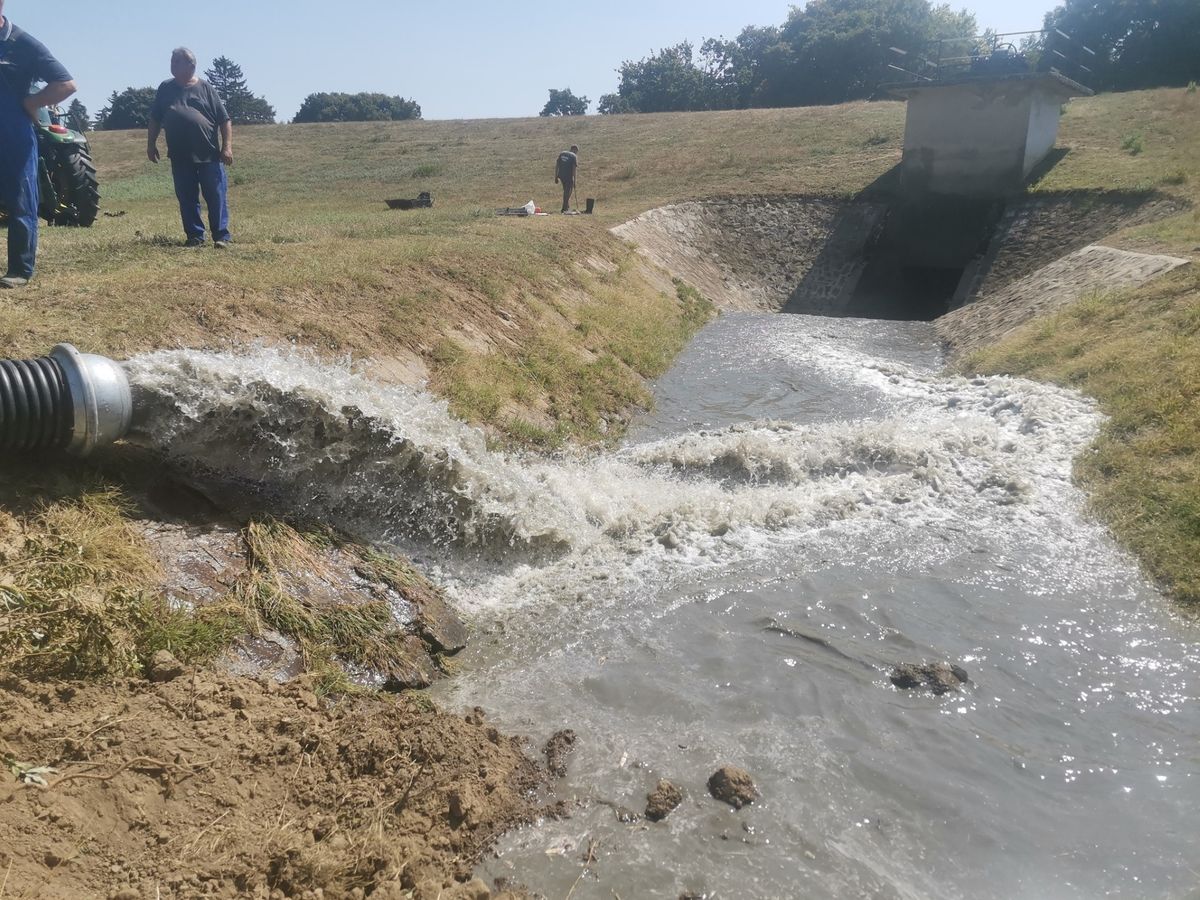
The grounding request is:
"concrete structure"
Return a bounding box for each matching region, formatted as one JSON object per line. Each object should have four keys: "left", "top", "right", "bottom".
{"left": 889, "top": 73, "right": 1091, "bottom": 198}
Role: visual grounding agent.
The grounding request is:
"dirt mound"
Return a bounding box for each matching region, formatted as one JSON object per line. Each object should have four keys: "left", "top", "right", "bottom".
{"left": 0, "top": 673, "right": 545, "bottom": 898}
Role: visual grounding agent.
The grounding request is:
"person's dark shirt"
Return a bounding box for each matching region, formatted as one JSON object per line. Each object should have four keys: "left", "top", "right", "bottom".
{"left": 555, "top": 150, "right": 578, "bottom": 181}
{"left": 151, "top": 78, "right": 229, "bottom": 164}
{"left": 0, "top": 20, "right": 72, "bottom": 101}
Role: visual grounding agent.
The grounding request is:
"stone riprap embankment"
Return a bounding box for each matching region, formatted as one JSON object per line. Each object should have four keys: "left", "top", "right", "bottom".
{"left": 967, "top": 193, "right": 1186, "bottom": 300}
{"left": 612, "top": 196, "right": 884, "bottom": 313}
{"left": 614, "top": 190, "right": 1191, "bottom": 363}
{"left": 938, "top": 244, "right": 1190, "bottom": 357}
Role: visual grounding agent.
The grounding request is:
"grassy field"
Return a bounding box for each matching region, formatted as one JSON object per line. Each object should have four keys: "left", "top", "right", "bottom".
{"left": 1, "top": 87, "right": 1199, "bottom": 684}
{"left": 3, "top": 91, "right": 1194, "bottom": 445}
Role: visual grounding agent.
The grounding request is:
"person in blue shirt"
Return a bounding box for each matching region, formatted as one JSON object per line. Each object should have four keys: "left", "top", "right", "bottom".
{"left": 147, "top": 48, "right": 234, "bottom": 248}
{"left": 0, "top": 0, "right": 76, "bottom": 288}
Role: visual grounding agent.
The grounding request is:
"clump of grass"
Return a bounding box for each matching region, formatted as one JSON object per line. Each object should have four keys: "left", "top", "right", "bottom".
{"left": 410, "top": 161, "right": 442, "bottom": 179}
{"left": 1160, "top": 170, "right": 1188, "bottom": 186}
{"left": 1120, "top": 130, "right": 1145, "bottom": 155}
{"left": 1187, "top": 81, "right": 1197, "bottom": 94}
{"left": 863, "top": 131, "right": 891, "bottom": 147}
{"left": 674, "top": 277, "right": 715, "bottom": 328}
{"left": 0, "top": 488, "right": 242, "bottom": 679}
{"left": 234, "top": 518, "right": 425, "bottom": 692}
{"left": 0, "top": 484, "right": 445, "bottom": 690}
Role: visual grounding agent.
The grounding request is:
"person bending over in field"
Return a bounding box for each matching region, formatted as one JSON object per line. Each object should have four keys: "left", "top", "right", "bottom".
{"left": 554, "top": 145, "right": 579, "bottom": 213}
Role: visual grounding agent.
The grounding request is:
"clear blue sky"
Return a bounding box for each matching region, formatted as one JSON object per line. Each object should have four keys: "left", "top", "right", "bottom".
{"left": 9, "top": 0, "right": 1056, "bottom": 122}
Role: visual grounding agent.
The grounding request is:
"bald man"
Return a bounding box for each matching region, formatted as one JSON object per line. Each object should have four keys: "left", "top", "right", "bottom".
{"left": 148, "top": 47, "right": 233, "bottom": 248}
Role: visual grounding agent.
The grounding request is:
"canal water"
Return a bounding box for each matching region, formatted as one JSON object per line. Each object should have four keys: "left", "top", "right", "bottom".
{"left": 127, "top": 313, "right": 1200, "bottom": 899}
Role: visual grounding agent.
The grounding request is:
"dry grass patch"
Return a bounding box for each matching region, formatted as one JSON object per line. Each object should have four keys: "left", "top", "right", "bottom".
{"left": 0, "top": 465, "right": 457, "bottom": 688}
{"left": 0, "top": 485, "right": 247, "bottom": 679}
{"left": 234, "top": 518, "right": 446, "bottom": 694}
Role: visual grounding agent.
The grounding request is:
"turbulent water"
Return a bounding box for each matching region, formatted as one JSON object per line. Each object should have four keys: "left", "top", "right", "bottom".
{"left": 126, "top": 314, "right": 1200, "bottom": 900}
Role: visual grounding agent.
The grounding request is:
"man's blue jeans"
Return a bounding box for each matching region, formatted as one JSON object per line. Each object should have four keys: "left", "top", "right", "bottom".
{"left": 171, "top": 160, "right": 230, "bottom": 242}
{"left": 0, "top": 98, "right": 38, "bottom": 279}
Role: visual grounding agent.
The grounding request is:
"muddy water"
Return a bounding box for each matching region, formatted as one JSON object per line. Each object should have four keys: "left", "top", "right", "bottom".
{"left": 440, "top": 314, "right": 1200, "bottom": 900}
{"left": 125, "top": 315, "right": 1200, "bottom": 900}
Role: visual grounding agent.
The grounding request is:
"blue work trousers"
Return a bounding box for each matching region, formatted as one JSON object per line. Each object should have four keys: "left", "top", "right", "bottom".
{"left": 171, "top": 159, "right": 231, "bottom": 242}
{"left": 0, "top": 92, "right": 39, "bottom": 279}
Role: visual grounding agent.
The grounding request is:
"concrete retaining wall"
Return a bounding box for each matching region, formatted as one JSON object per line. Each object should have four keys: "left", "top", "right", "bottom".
{"left": 613, "top": 191, "right": 1188, "bottom": 344}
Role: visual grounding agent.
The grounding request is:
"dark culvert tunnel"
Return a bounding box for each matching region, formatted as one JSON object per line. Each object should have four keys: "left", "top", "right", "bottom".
{"left": 844, "top": 261, "right": 967, "bottom": 321}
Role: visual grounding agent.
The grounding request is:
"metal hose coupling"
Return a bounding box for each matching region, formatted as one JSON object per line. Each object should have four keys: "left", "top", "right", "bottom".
{"left": 0, "top": 343, "right": 133, "bottom": 456}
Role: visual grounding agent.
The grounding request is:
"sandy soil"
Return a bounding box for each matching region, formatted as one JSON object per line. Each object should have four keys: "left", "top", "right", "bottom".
{"left": 0, "top": 670, "right": 547, "bottom": 899}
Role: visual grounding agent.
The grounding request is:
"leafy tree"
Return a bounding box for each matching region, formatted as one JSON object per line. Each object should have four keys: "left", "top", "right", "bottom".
{"left": 540, "top": 88, "right": 589, "bottom": 116}
{"left": 65, "top": 98, "right": 90, "bottom": 132}
{"left": 928, "top": 3, "right": 977, "bottom": 39}
{"left": 231, "top": 94, "right": 277, "bottom": 125}
{"left": 292, "top": 92, "right": 421, "bottom": 123}
{"left": 1043, "top": 0, "right": 1200, "bottom": 90}
{"left": 597, "top": 93, "right": 636, "bottom": 115}
{"left": 763, "top": 0, "right": 951, "bottom": 106}
{"left": 204, "top": 56, "right": 276, "bottom": 124}
{"left": 95, "top": 87, "right": 156, "bottom": 130}
{"left": 715, "top": 24, "right": 782, "bottom": 108}
{"left": 605, "top": 42, "right": 718, "bottom": 113}
{"left": 603, "top": 0, "right": 979, "bottom": 112}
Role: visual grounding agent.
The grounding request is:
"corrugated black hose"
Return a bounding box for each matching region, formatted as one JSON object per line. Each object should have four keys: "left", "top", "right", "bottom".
{"left": 0, "top": 354, "right": 73, "bottom": 452}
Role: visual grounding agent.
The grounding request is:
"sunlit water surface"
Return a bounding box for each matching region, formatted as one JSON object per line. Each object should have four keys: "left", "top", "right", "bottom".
{"left": 126, "top": 313, "right": 1200, "bottom": 899}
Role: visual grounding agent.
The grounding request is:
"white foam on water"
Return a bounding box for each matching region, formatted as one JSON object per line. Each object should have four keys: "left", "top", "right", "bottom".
{"left": 125, "top": 332, "right": 1109, "bottom": 618}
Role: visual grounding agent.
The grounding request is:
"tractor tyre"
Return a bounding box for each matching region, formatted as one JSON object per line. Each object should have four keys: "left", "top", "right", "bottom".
{"left": 46, "top": 146, "right": 100, "bottom": 227}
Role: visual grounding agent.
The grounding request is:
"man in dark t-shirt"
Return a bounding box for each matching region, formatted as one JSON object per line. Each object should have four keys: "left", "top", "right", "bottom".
{"left": 554, "top": 145, "right": 579, "bottom": 213}
{"left": 0, "top": 0, "right": 76, "bottom": 287}
{"left": 148, "top": 47, "right": 233, "bottom": 248}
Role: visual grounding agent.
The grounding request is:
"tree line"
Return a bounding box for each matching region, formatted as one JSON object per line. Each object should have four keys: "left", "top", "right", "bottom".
{"left": 82, "top": 56, "right": 421, "bottom": 131}
{"left": 541, "top": 0, "right": 1200, "bottom": 116}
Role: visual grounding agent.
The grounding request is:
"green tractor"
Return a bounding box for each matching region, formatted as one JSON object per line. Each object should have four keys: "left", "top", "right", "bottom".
{"left": 0, "top": 104, "right": 100, "bottom": 228}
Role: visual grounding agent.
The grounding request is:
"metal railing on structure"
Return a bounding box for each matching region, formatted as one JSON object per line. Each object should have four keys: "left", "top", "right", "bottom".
{"left": 885, "top": 30, "right": 1096, "bottom": 90}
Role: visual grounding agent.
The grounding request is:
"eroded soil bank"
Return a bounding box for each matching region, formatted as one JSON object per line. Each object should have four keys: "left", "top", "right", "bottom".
{"left": 0, "top": 671, "right": 545, "bottom": 899}
{"left": 0, "top": 456, "right": 551, "bottom": 900}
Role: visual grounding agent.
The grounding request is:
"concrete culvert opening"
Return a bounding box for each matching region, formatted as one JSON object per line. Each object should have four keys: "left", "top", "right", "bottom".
{"left": 846, "top": 262, "right": 966, "bottom": 321}
{"left": 613, "top": 189, "right": 1187, "bottom": 331}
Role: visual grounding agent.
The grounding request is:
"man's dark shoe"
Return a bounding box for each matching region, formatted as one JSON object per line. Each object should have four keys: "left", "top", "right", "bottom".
{"left": 0, "top": 275, "right": 30, "bottom": 289}
{"left": 184, "top": 236, "right": 205, "bottom": 247}
{"left": 213, "top": 240, "right": 230, "bottom": 250}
